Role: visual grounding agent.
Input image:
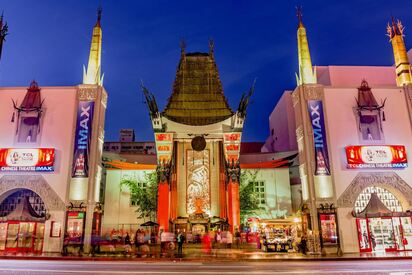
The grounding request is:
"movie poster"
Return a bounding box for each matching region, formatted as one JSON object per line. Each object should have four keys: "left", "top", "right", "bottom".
{"left": 307, "top": 100, "right": 331, "bottom": 176}
{"left": 71, "top": 101, "right": 94, "bottom": 178}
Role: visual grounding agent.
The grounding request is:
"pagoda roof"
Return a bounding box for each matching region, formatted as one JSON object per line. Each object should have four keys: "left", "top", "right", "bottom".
{"left": 355, "top": 193, "right": 394, "bottom": 218}
{"left": 20, "top": 80, "right": 42, "bottom": 110}
{"left": 162, "top": 51, "right": 233, "bottom": 126}
{"left": 357, "top": 80, "right": 379, "bottom": 109}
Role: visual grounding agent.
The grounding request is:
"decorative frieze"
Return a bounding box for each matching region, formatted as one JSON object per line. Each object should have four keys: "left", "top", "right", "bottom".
{"left": 303, "top": 85, "right": 322, "bottom": 100}
{"left": 292, "top": 90, "right": 300, "bottom": 107}
{"left": 0, "top": 175, "right": 65, "bottom": 211}
{"left": 296, "top": 125, "right": 304, "bottom": 140}
{"left": 157, "top": 161, "right": 171, "bottom": 183}
{"left": 337, "top": 172, "right": 412, "bottom": 208}
{"left": 78, "top": 86, "right": 98, "bottom": 101}
{"left": 225, "top": 160, "right": 241, "bottom": 183}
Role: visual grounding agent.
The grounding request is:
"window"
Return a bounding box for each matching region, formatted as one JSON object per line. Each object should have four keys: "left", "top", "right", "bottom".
{"left": 354, "top": 186, "right": 402, "bottom": 213}
{"left": 250, "top": 181, "right": 266, "bottom": 205}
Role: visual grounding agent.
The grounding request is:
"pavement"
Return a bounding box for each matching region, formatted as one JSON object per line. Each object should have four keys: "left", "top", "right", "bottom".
{"left": 0, "top": 259, "right": 412, "bottom": 274}
{"left": 1, "top": 244, "right": 412, "bottom": 262}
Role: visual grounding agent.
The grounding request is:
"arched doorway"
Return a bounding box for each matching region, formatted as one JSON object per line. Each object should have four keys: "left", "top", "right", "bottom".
{"left": 353, "top": 186, "right": 412, "bottom": 253}
{"left": 0, "top": 189, "right": 47, "bottom": 253}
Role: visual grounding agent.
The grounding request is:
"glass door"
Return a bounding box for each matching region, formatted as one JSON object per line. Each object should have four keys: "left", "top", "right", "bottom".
{"left": 18, "top": 222, "right": 35, "bottom": 251}
{"left": 34, "top": 223, "right": 44, "bottom": 253}
{"left": 0, "top": 223, "right": 7, "bottom": 250}
{"left": 356, "top": 218, "right": 371, "bottom": 252}
{"left": 392, "top": 217, "right": 404, "bottom": 251}
{"left": 381, "top": 218, "right": 396, "bottom": 252}
{"left": 401, "top": 217, "right": 412, "bottom": 250}
{"left": 5, "top": 223, "right": 19, "bottom": 250}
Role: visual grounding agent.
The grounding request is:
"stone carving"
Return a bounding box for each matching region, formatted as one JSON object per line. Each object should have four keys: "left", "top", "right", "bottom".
{"left": 296, "top": 125, "right": 304, "bottom": 140}
{"left": 291, "top": 90, "right": 300, "bottom": 107}
{"left": 157, "top": 161, "right": 171, "bottom": 183}
{"left": 78, "top": 86, "right": 98, "bottom": 101}
{"left": 0, "top": 175, "right": 65, "bottom": 211}
{"left": 101, "top": 90, "right": 108, "bottom": 107}
{"left": 337, "top": 172, "right": 412, "bottom": 208}
{"left": 225, "top": 159, "right": 241, "bottom": 183}
{"left": 303, "top": 85, "right": 323, "bottom": 100}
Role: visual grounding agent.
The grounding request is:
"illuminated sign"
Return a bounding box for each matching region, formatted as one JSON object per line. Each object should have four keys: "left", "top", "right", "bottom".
{"left": 346, "top": 145, "right": 407, "bottom": 168}
{"left": 157, "top": 145, "right": 171, "bottom": 152}
{"left": 155, "top": 133, "right": 172, "bottom": 142}
{"left": 72, "top": 101, "right": 94, "bottom": 178}
{"left": 224, "top": 133, "right": 241, "bottom": 142}
{"left": 0, "top": 148, "right": 55, "bottom": 172}
{"left": 307, "top": 100, "right": 331, "bottom": 176}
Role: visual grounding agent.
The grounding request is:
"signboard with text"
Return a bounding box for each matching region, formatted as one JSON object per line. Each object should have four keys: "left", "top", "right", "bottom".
{"left": 346, "top": 145, "right": 408, "bottom": 168}
{"left": 71, "top": 101, "right": 95, "bottom": 178}
{"left": 0, "top": 148, "right": 55, "bottom": 172}
{"left": 307, "top": 100, "right": 331, "bottom": 176}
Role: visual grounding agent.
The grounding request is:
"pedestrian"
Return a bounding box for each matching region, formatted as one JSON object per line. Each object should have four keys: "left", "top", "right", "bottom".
{"left": 124, "top": 232, "right": 131, "bottom": 254}
{"left": 177, "top": 230, "right": 185, "bottom": 257}
{"left": 215, "top": 230, "right": 222, "bottom": 249}
{"left": 300, "top": 235, "right": 307, "bottom": 255}
{"left": 234, "top": 229, "right": 241, "bottom": 249}
{"left": 90, "top": 231, "right": 101, "bottom": 256}
{"left": 226, "top": 231, "right": 233, "bottom": 249}
{"left": 202, "top": 232, "right": 212, "bottom": 255}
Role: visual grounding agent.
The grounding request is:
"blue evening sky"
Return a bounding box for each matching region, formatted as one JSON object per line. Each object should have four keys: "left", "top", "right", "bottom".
{"left": 0, "top": 1, "right": 411, "bottom": 142}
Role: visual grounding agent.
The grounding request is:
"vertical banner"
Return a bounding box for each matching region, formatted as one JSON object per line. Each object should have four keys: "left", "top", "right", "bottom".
{"left": 307, "top": 100, "right": 330, "bottom": 176}
{"left": 72, "top": 101, "right": 95, "bottom": 178}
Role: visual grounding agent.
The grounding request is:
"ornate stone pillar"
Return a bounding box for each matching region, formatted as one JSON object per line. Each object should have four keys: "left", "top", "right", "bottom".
{"left": 157, "top": 161, "right": 171, "bottom": 232}
{"left": 226, "top": 160, "right": 240, "bottom": 233}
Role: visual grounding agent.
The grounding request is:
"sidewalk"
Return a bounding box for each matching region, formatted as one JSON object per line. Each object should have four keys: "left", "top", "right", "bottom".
{"left": 1, "top": 244, "right": 412, "bottom": 262}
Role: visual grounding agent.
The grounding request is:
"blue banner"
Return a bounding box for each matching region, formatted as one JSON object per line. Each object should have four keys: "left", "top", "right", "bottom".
{"left": 307, "top": 100, "right": 331, "bottom": 176}
{"left": 72, "top": 101, "right": 95, "bottom": 178}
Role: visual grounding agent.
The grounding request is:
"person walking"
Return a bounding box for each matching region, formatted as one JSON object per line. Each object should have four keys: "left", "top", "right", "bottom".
{"left": 177, "top": 230, "right": 185, "bottom": 257}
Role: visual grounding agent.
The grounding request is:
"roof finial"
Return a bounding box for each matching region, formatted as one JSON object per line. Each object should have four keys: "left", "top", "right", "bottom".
{"left": 296, "top": 5, "right": 304, "bottom": 28}
{"left": 180, "top": 39, "right": 186, "bottom": 55}
{"left": 209, "top": 38, "right": 214, "bottom": 56}
{"left": 96, "top": 6, "right": 102, "bottom": 26}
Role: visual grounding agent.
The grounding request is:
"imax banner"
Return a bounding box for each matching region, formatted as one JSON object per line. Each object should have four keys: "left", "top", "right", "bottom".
{"left": 71, "top": 101, "right": 95, "bottom": 178}
{"left": 307, "top": 100, "right": 331, "bottom": 176}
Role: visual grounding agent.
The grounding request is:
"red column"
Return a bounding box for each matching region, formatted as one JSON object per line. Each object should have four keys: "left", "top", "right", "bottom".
{"left": 227, "top": 179, "right": 240, "bottom": 233}
{"left": 157, "top": 180, "right": 170, "bottom": 232}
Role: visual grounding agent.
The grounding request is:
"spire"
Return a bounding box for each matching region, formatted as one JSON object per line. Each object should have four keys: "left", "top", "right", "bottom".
{"left": 0, "top": 11, "right": 8, "bottom": 62}
{"left": 387, "top": 18, "right": 412, "bottom": 86}
{"left": 295, "top": 6, "right": 317, "bottom": 86}
{"left": 83, "top": 7, "right": 104, "bottom": 85}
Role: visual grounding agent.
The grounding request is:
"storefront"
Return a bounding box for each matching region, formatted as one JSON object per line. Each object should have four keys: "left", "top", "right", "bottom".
{"left": 354, "top": 190, "right": 412, "bottom": 252}
{"left": 0, "top": 189, "right": 47, "bottom": 253}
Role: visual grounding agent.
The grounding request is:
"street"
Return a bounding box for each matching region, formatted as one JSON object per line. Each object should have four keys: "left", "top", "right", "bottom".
{"left": 0, "top": 259, "right": 411, "bottom": 274}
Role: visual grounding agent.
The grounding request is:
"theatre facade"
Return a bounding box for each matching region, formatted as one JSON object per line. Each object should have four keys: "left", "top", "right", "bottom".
{"left": 0, "top": 11, "right": 107, "bottom": 253}
{"left": 270, "top": 11, "right": 412, "bottom": 254}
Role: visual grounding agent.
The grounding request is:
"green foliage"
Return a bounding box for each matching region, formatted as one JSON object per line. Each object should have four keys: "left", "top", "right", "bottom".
{"left": 239, "top": 170, "right": 260, "bottom": 224}
{"left": 120, "top": 171, "right": 158, "bottom": 221}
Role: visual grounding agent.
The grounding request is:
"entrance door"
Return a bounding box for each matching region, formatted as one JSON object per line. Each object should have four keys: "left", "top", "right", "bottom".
{"left": 401, "top": 217, "right": 412, "bottom": 250}
{"left": 5, "top": 222, "right": 19, "bottom": 251}
{"left": 18, "top": 222, "right": 35, "bottom": 252}
{"left": 356, "top": 219, "right": 372, "bottom": 252}
{"left": 368, "top": 218, "right": 396, "bottom": 252}
{"left": 34, "top": 223, "right": 44, "bottom": 253}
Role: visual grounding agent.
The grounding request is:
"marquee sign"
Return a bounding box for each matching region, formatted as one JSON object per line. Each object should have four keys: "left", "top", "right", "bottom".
{"left": 0, "top": 148, "right": 55, "bottom": 172}
{"left": 307, "top": 100, "right": 331, "bottom": 176}
{"left": 346, "top": 145, "right": 408, "bottom": 168}
{"left": 71, "top": 101, "right": 95, "bottom": 178}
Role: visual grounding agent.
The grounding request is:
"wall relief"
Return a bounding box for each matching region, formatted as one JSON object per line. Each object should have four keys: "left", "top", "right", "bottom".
{"left": 337, "top": 172, "right": 412, "bottom": 209}
{"left": 0, "top": 175, "right": 65, "bottom": 211}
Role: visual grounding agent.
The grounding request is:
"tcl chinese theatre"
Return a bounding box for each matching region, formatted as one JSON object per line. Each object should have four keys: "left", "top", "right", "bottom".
{"left": 143, "top": 41, "right": 253, "bottom": 234}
